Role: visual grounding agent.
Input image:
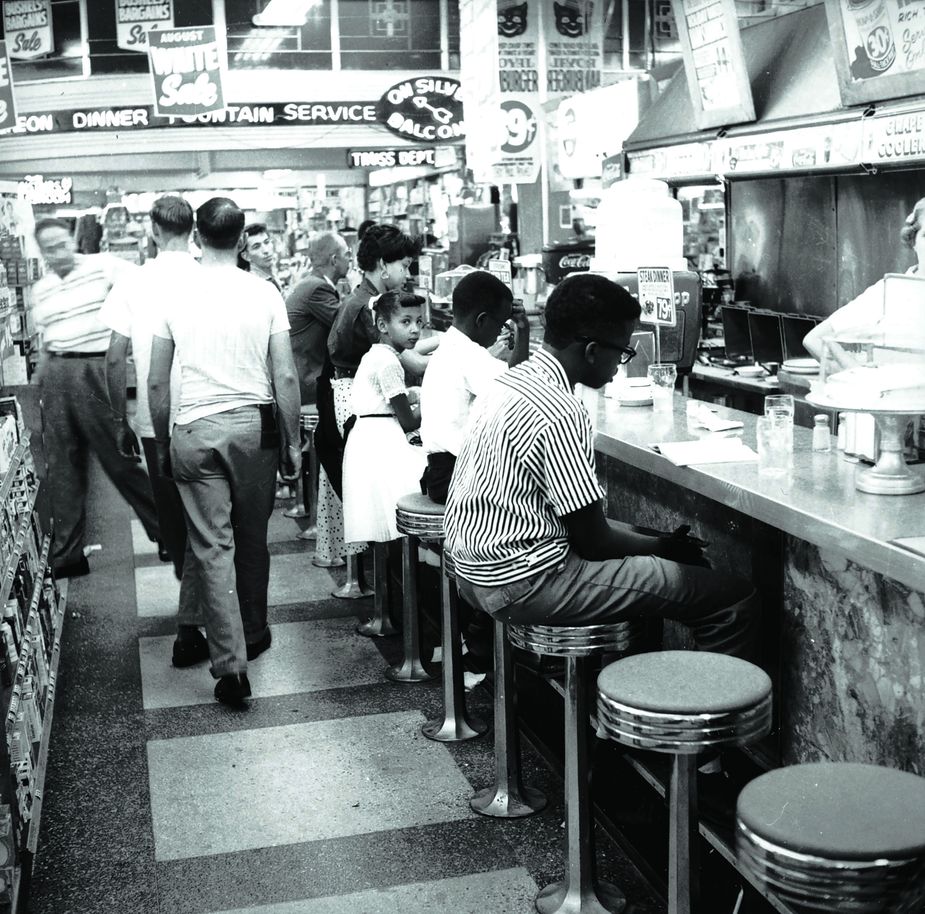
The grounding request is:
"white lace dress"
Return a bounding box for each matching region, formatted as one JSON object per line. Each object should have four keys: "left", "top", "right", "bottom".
{"left": 342, "top": 344, "right": 425, "bottom": 544}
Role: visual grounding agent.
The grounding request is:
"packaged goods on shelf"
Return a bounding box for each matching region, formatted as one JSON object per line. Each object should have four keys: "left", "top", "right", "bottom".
{"left": 0, "top": 417, "right": 18, "bottom": 476}
{"left": 0, "top": 805, "right": 13, "bottom": 904}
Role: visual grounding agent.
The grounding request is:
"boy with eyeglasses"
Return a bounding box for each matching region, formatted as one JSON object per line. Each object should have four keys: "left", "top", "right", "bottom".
{"left": 445, "top": 272, "right": 760, "bottom": 660}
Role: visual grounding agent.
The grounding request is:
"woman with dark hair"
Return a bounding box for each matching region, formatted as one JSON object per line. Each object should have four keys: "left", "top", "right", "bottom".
{"left": 805, "top": 197, "right": 925, "bottom": 365}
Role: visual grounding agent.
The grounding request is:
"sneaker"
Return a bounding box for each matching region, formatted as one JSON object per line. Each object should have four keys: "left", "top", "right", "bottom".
{"left": 246, "top": 629, "right": 272, "bottom": 661}
{"left": 214, "top": 673, "right": 252, "bottom": 707}
{"left": 53, "top": 556, "right": 90, "bottom": 579}
{"left": 171, "top": 630, "right": 209, "bottom": 668}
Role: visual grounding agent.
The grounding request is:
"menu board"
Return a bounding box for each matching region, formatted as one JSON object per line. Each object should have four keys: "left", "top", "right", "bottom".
{"left": 824, "top": 0, "right": 925, "bottom": 106}
{"left": 670, "top": 0, "right": 755, "bottom": 130}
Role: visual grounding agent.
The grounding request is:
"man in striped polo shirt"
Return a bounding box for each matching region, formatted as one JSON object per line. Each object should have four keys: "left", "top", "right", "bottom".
{"left": 445, "top": 273, "right": 759, "bottom": 660}
{"left": 32, "top": 218, "right": 160, "bottom": 579}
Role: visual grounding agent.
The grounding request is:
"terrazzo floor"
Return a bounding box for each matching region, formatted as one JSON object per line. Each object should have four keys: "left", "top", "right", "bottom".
{"left": 28, "top": 460, "right": 664, "bottom": 914}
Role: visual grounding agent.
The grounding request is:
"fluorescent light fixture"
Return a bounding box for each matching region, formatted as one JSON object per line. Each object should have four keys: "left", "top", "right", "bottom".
{"left": 253, "top": 0, "right": 321, "bottom": 27}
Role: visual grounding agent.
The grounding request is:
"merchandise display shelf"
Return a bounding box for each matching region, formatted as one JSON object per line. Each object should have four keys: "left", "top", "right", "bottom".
{"left": 0, "top": 438, "right": 30, "bottom": 506}
{"left": 542, "top": 675, "right": 798, "bottom": 914}
{"left": 0, "top": 488, "right": 38, "bottom": 613}
{"left": 26, "top": 581, "right": 66, "bottom": 855}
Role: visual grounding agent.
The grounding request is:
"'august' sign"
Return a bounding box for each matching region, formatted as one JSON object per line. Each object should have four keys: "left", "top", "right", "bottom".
{"left": 147, "top": 26, "right": 224, "bottom": 118}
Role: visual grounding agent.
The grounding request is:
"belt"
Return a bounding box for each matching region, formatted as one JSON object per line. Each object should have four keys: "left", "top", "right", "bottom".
{"left": 333, "top": 367, "right": 357, "bottom": 380}
{"left": 49, "top": 351, "right": 107, "bottom": 359}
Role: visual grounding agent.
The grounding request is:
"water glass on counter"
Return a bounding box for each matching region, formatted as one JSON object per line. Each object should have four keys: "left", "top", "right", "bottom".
{"left": 756, "top": 414, "right": 793, "bottom": 477}
{"left": 648, "top": 363, "right": 677, "bottom": 412}
{"left": 764, "top": 394, "right": 795, "bottom": 421}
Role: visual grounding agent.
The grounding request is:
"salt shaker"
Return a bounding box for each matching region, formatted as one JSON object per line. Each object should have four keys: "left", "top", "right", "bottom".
{"left": 812, "top": 414, "right": 832, "bottom": 453}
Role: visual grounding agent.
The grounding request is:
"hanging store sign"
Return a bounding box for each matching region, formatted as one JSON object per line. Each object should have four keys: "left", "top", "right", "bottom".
{"left": 17, "top": 174, "right": 72, "bottom": 205}
{"left": 545, "top": 0, "right": 604, "bottom": 95}
{"left": 376, "top": 76, "right": 465, "bottom": 143}
{"left": 116, "top": 0, "right": 174, "bottom": 53}
{"left": 489, "top": 0, "right": 542, "bottom": 184}
{"left": 347, "top": 148, "right": 438, "bottom": 168}
{"left": 824, "top": 0, "right": 925, "bottom": 106}
{"left": 0, "top": 101, "right": 381, "bottom": 136}
{"left": 670, "top": 0, "right": 755, "bottom": 130}
{"left": 860, "top": 107, "right": 925, "bottom": 167}
{"left": 0, "top": 41, "right": 17, "bottom": 131}
{"left": 3, "top": 0, "right": 53, "bottom": 60}
{"left": 147, "top": 26, "right": 224, "bottom": 118}
{"left": 459, "top": 0, "right": 502, "bottom": 183}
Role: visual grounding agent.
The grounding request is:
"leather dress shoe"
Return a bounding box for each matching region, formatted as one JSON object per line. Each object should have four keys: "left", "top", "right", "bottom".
{"left": 214, "top": 673, "right": 252, "bottom": 707}
{"left": 172, "top": 630, "right": 209, "bottom": 668}
{"left": 246, "top": 629, "right": 272, "bottom": 661}
{"left": 157, "top": 540, "right": 172, "bottom": 563}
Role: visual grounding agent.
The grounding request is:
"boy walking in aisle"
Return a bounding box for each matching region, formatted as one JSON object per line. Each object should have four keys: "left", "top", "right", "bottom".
{"left": 148, "top": 198, "right": 301, "bottom": 706}
{"left": 101, "top": 195, "right": 206, "bottom": 666}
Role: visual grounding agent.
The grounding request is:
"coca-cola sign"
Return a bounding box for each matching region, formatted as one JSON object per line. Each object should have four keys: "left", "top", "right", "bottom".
{"left": 559, "top": 253, "right": 591, "bottom": 270}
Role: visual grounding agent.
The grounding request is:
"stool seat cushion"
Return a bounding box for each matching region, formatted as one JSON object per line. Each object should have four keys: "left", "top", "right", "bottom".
{"left": 300, "top": 405, "right": 319, "bottom": 416}
{"left": 737, "top": 762, "right": 925, "bottom": 861}
{"left": 597, "top": 650, "right": 771, "bottom": 715}
{"left": 396, "top": 492, "right": 446, "bottom": 516}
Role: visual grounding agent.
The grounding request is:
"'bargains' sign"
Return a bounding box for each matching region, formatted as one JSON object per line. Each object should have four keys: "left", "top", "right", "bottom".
{"left": 3, "top": 0, "right": 53, "bottom": 60}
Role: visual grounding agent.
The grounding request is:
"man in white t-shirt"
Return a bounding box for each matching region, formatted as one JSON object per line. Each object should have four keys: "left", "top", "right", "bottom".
{"left": 419, "top": 270, "right": 530, "bottom": 503}
{"left": 100, "top": 195, "right": 203, "bottom": 663}
{"left": 148, "top": 197, "right": 301, "bottom": 707}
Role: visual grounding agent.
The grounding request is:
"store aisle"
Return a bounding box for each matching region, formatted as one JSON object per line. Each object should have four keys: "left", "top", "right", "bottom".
{"left": 29, "top": 460, "right": 662, "bottom": 914}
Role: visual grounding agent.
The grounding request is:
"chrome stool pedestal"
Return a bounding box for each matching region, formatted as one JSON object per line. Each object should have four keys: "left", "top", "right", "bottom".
{"left": 333, "top": 553, "right": 373, "bottom": 600}
{"left": 385, "top": 493, "right": 444, "bottom": 683}
{"left": 356, "top": 542, "right": 396, "bottom": 637}
{"left": 597, "top": 651, "right": 772, "bottom": 914}
{"left": 736, "top": 762, "right": 925, "bottom": 914}
{"left": 470, "top": 618, "right": 547, "bottom": 818}
{"left": 286, "top": 408, "right": 318, "bottom": 521}
{"left": 422, "top": 549, "right": 486, "bottom": 742}
{"left": 508, "top": 622, "right": 645, "bottom": 914}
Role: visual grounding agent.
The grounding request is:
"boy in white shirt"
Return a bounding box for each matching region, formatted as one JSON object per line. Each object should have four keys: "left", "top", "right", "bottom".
{"left": 419, "top": 271, "right": 530, "bottom": 503}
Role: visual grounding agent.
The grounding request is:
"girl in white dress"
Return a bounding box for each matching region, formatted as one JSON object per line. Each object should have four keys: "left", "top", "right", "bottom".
{"left": 342, "top": 292, "right": 427, "bottom": 545}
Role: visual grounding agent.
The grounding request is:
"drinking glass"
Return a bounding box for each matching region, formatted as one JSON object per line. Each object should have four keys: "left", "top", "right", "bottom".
{"left": 756, "top": 415, "right": 793, "bottom": 477}
{"left": 648, "top": 363, "right": 677, "bottom": 412}
{"left": 764, "top": 394, "right": 794, "bottom": 421}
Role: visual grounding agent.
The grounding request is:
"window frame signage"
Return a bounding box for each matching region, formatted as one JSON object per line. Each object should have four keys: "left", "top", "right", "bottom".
{"left": 347, "top": 148, "right": 438, "bottom": 168}
{"left": 17, "top": 174, "right": 72, "bottom": 205}
{"left": 0, "top": 40, "right": 17, "bottom": 131}
{"left": 376, "top": 76, "right": 465, "bottom": 144}
{"left": 670, "top": 0, "right": 755, "bottom": 131}
{"left": 824, "top": 0, "right": 925, "bottom": 107}
{"left": 147, "top": 25, "right": 224, "bottom": 118}
{"left": 116, "top": 0, "right": 175, "bottom": 53}
{"left": 0, "top": 101, "right": 382, "bottom": 137}
{"left": 3, "top": 0, "right": 54, "bottom": 60}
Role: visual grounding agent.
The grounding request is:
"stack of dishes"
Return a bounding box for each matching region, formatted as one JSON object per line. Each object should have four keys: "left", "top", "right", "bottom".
{"left": 781, "top": 357, "right": 819, "bottom": 375}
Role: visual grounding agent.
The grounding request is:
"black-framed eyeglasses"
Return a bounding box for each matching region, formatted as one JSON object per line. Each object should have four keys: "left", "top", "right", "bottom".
{"left": 575, "top": 337, "right": 637, "bottom": 364}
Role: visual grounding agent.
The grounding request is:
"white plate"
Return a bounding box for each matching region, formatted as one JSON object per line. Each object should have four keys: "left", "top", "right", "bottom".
{"left": 618, "top": 397, "right": 653, "bottom": 407}
{"left": 736, "top": 366, "right": 766, "bottom": 378}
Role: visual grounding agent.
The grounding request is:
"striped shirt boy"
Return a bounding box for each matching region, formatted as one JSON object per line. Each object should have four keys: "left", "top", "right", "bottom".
{"left": 445, "top": 348, "right": 604, "bottom": 587}
{"left": 31, "top": 253, "right": 134, "bottom": 353}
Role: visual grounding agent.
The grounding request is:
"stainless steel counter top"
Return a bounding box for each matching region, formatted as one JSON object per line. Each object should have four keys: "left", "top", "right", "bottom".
{"left": 586, "top": 389, "right": 925, "bottom": 593}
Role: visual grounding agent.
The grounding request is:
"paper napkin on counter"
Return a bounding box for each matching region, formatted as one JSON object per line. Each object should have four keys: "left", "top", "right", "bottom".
{"left": 651, "top": 438, "right": 758, "bottom": 466}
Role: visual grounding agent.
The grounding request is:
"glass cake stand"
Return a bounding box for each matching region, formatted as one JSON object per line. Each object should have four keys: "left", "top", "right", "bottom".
{"left": 807, "top": 394, "right": 925, "bottom": 495}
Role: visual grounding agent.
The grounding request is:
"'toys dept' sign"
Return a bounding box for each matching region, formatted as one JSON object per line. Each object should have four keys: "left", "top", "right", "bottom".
{"left": 376, "top": 77, "right": 464, "bottom": 143}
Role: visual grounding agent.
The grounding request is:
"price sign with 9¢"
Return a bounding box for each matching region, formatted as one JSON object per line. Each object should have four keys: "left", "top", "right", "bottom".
{"left": 500, "top": 99, "right": 537, "bottom": 154}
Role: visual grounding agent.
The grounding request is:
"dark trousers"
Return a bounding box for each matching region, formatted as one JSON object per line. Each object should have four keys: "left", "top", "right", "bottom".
{"left": 170, "top": 407, "right": 277, "bottom": 676}
{"left": 41, "top": 355, "right": 160, "bottom": 570}
{"left": 420, "top": 452, "right": 456, "bottom": 505}
{"left": 141, "top": 436, "right": 187, "bottom": 579}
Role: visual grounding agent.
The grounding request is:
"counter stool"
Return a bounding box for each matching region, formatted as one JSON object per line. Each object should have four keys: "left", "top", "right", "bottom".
{"left": 423, "top": 548, "right": 486, "bottom": 742}
{"left": 385, "top": 492, "right": 441, "bottom": 683}
{"left": 333, "top": 553, "right": 373, "bottom": 600}
{"left": 470, "top": 618, "right": 547, "bottom": 819}
{"left": 597, "top": 651, "right": 772, "bottom": 914}
{"left": 736, "top": 762, "right": 925, "bottom": 913}
{"left": 508, "top": 621, "right": 645, "bottom": 914}
{"left": 356, "top": 542, "right": 396, "bottom": 637}
{"left": 288, "top": 406, "right": 318, "bottom": 524}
